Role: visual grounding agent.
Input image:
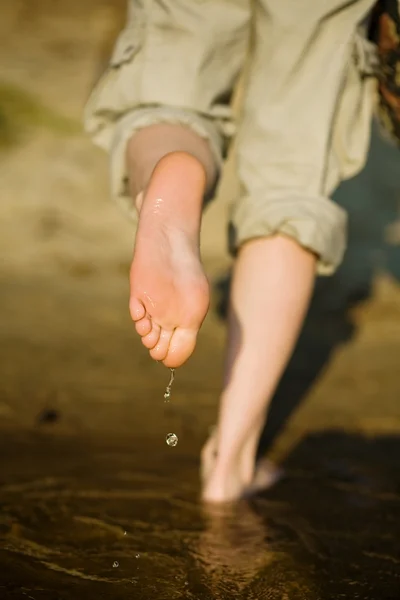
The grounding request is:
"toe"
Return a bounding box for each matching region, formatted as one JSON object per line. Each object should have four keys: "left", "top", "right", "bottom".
{"left": 135, "top": 315, "right": 152, "bottom": 337}
{"left": 163, "top": 327, "right": 197, "bottom": 368}
{"left": 149, "top": 328, "right": 173, "bottom": 361}
{"left": 141, "top": 323, "right": 161, "bottom": 349}
{"left": 129, "top": 297, "right": 146, "bottom": 322}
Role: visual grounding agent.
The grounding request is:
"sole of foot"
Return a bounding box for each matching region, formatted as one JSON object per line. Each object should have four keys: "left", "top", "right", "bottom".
{"left": 129, "top": 152, "right": 210, "bottom": 368}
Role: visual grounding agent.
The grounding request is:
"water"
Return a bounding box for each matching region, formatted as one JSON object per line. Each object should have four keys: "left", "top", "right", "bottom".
{"left": 164, "top": 370, "right": 178, "bottom": 447}
{"left": 1, "top": 429, "right": 399, "bottom": 599}
{"left": 1, "top": 271, "right": 400, "bottom": 598}
{"left": 163, "top": 368, "right": 175, "bottom": 402}
{"left": 166, "top": 432, "right": 178, "bottom": 447}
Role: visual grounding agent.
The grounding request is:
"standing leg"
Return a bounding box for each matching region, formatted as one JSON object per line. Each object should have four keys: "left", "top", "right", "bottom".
{"left": 202, "top": 0, "right": 376, "bottom": 502}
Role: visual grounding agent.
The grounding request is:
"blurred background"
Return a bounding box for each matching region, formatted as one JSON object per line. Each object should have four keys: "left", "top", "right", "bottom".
{"left": 1, "top": 1, "right": 400, "bottom": 599}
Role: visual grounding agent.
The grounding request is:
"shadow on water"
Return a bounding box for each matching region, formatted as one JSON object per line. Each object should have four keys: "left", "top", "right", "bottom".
{"left": 0, "top": 430, "right": 399, "bottom": 599}
{"left": 215, "top": 122, "right": 400, "bottom": 457}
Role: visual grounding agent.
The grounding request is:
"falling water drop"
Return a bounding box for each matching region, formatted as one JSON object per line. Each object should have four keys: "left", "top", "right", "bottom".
{"left": 163, "top": 368, "right": 175, "bottom": 402}
{"left": 166, "top": 432, "right": 178, "bottom": 447}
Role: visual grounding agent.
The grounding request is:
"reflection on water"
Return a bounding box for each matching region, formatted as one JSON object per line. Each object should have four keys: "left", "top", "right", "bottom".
{"left": 1, "top": 430, "right": 399, "bottom": 599}
{"left": 188, "top": 500, "right": 316, "bottom": 599}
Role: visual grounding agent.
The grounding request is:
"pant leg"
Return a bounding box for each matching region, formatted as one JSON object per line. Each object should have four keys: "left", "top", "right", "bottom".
{"left": 84, "top": 0, "right": 250, "bottom": 218}
{"left": 230, "top": 0, "right": 377, "bottom": 275}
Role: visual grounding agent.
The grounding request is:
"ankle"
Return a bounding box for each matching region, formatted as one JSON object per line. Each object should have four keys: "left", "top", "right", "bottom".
{"left": 127, "top": 123, "right": 216, "bottom": 199}
{"left": 213, "top": 424, "right": 260, "bottom": 476}
{"left": 213, "top": 444, "right": 256, "bottom": 484}
{"left": 137, "top": 151, "right": 206, "bottom": 238}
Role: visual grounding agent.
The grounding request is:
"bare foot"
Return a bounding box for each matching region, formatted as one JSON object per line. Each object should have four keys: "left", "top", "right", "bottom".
{"left": 129, "top": 152, "right": 210, "bottom": 368}
{"left": 201, "top": 428, "right": 283, "bottom": 503}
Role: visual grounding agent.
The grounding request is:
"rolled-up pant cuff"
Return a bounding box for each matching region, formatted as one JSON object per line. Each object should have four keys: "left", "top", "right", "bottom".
{"left": 107, "top": 106, "right": 225, "bottom": 220}
{"left": 228, "top": 193, "right": 348, "bottom": 275}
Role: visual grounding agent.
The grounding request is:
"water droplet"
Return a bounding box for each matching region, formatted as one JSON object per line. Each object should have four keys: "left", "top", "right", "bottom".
{"left": 113, "top": 561, "right": 119, "bottom": 568}
{"left": 163, "top": 369, "right": 175, "bottom": 402}
{"left": 166, "top": 432, "right": 178, "bottom": 447}
{"left": 135, "top": 553, "right": 140, "bottom": 559}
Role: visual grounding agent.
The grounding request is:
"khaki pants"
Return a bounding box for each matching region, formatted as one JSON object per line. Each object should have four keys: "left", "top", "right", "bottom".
{"left": 84, "top": 0, "right": 378, "bottom": 274}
